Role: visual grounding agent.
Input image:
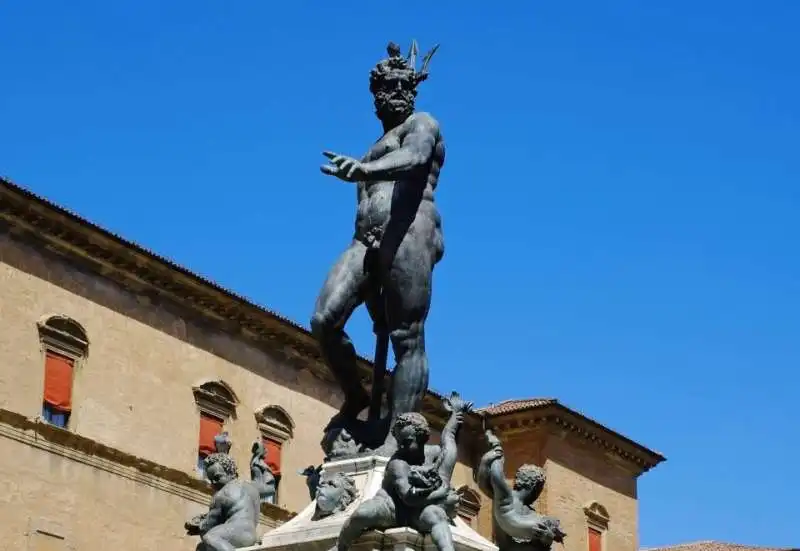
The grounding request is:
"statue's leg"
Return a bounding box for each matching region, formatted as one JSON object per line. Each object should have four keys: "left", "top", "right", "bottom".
{"left": 415, "top": 505, "right": 455, "bottom": 551}
{"left": 336, "top": 495, "right": 395, "bottom": 551}
{"left": 311, "top": 240, "right": 371, "bottom": 417}
{"left": 381, "top": 228, "right": 437, "bottom": 447}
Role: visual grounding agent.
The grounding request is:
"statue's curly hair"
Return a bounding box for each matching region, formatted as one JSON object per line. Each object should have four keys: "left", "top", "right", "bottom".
{"left": 391, "top": 412, "right": 430, "bottom": 440}
{"left": 513, "top": 464, "right": 546, "bottom": 494}
{"left": 369, "top": 42, "right": 420, "bottom": 95}
{"left": 205, "top": 452, "right": 239, "bottom": 479}
{"left": 320, "top": 472, "right": 359, "bottom": 509}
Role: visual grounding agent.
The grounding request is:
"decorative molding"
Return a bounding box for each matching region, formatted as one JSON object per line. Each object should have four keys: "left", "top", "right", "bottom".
{"left": 547, "top": 413, "right": 655, "bottom": 472}
{"left": 456, "top": 486, "right": 482, "bottom": 521}
{"left": 0, "top": 407, "right": 293, "bottom": 524}
{"left": 37, "top": 315, "right": 89, "bottom": 361}
{"left": 583, "top": 501, "right": 610, "bottom": 530}
{"left": 490, "top": 406, "right": 664, "bottom": 474}
{"left": 255, "top": 405, "right": 294, "bottom": 442}
{"left": 193, "top": 381, "right": 238, "bottom": 420}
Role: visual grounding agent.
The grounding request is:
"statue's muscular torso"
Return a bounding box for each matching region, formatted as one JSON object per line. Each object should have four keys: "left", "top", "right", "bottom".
{"left": 354, "top": 112, "right": 445, "bottom": 261}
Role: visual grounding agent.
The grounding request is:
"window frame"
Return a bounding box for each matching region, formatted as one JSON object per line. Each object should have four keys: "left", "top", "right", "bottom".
{"left": 193, "top": 381, "right": 238, "bottom": 478}
{"left": 254, "top": 405, "right": 294, "bottom": 505}
{"left": 584, "top": 501, "right": 610, "bottom": 551}
{"left": 455, "top": 485, "right": 482, "bottom": 526}
{"left": 37, "top": 316, "right": 89, "bottom": 430}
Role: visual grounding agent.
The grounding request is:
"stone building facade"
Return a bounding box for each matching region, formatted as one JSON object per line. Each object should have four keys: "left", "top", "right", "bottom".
{"left": 644, "top": 543, "right": 799, "bottom": 551}
{"left": 0, "top": 177, "right": 665, "bottom": 551}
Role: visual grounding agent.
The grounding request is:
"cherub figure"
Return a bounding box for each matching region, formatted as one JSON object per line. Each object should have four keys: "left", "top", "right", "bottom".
{"left": 335, "top": 392, "right": 472, "bottom": 551}
{"left": 250, "top": 441, "right": 277, "bottom": 503}
{"left": 185, "top": 452, "right": 261, "bottom": 551}
{"left": 476, "top": 430, "right": 566, "bottom": 551}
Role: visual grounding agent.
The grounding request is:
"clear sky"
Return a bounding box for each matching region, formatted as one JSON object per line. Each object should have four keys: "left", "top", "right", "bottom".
{"left": 2, "top": 1, "right": 798, "bottom": 548}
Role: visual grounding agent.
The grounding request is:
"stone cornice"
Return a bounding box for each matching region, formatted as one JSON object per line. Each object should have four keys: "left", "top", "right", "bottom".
{"left": 487, "top": 403, "right": 666, "bottom": 475}
{"left": 0, "top": 408, "right": 294, "bottom": 524}
{"left": 0, "top": 177, "right": 664, "bottom": 473}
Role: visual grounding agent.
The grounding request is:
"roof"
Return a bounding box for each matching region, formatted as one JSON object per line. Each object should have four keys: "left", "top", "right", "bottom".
{"left": 643, "top": 542, "right": 798, "bottom": 551}
{"left": 479, "top": 398, "right": 557, "bottom": 415}
{"left": 0, "top": 175, "right": 665, "bottom": 473}
{"left": 479, "top": 397, "right": 666, "bottom": 471}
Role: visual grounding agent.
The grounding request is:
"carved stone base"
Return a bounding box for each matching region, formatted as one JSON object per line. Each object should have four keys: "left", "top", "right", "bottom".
{"left": 241, "top": 456, "right": 497, "bottom": 551}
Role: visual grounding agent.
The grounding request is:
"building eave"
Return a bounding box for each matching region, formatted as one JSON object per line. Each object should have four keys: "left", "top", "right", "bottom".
{"left": 484, "top": 401, "right": 666, "bottom": 474}
{"left": 0, "top": 176, "right": 665, "bottom": 471}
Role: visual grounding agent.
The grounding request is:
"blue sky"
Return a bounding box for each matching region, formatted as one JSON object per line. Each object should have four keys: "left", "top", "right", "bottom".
{"left": 2, "top": 1, "right": 798, "bottom": 548}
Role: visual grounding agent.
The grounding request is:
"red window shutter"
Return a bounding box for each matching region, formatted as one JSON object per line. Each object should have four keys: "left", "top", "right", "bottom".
{"left": 198, "top": 413, "right": 224, "bottom": 457}
{"left": 263, "top": 437, "right": 282, "bottom": 476}
{"left": 588, "top": 528, "right": 602, "bottom": 551}
{"left": 43, "top": 351, "right": 74, "bottom": 412}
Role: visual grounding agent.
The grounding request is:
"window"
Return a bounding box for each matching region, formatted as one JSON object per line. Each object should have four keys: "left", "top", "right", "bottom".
{"left": 456, "top": 486, "right": 481, "bottom": 525}
{"left": 255, "top": 405, "right": 294, "bottom": 504}
{"left": 588, "top": 528, "right": 602, "bottom": 551}
{"left": 193, "top": 381, "right": 238, "bottom": 478}
{"left": 197, "top": 412, "right": 224, "bottom": 477}
{"left": 37, "top": 315, "right": 89, "bottom": 430}
{"left": 262, "top": 436, "right": 281, "bottom": 504}
{"left": 584, "top": 501, "right": 609, "bottom": 551}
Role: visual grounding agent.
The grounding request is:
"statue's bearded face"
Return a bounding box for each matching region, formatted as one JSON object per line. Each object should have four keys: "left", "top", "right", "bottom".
{"left": 372, "top": 70, "right": 417, "bottom": 123}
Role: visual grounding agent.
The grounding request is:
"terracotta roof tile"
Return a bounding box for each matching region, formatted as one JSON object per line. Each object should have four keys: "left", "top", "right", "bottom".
{"left": 478, "top": 398, "right": 556, "bottom": 415}
{"left": 642, "top": 541, "right": 797, "bottom": 551}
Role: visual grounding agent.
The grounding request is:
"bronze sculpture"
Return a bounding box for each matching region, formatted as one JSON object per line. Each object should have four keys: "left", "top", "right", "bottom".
{"left": 312, "top": 471, "right": 360, "bottom": 520}
{"left": 185, "top": 438, "right": 276, "bottom": 550}
{"left": 334, "top": 392, "right": 471, "bottom": 551}
{"left": 312, "top": 40, "right": 445, "bottom": 456}
{"left": 476, "top": 430, "right": 566, "bottom": 551}
{"left": 185, "top": 453, "right": 262, "bottom": 551}
{"left": 250, "top": 441, "right": 277, "bottom": 503}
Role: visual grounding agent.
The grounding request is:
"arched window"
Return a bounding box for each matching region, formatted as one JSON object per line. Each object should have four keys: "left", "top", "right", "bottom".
{"left": 193, "top": 381, "right": 238, "bottom": 477}
{"left": 583, "top": 501, "right": 610, "bottom": 551}
{"left": 37, "top": 315, "right": 89, "bottom": 429}
{"left": 254, "top": 405, "right": 294, "bottom": 504}
{"left": 456, "top": 486, "right": 482, "bottom": 525}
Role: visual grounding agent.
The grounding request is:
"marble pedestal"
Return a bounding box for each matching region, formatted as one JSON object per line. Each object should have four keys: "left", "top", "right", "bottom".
{"left": 242, "top": 456, "right": 497, "bottom": 551}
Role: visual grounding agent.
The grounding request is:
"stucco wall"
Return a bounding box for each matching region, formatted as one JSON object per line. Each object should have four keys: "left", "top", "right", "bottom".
{"left": 0, "top": 229, "right": 646, "bottom": 548}
{"left": 0, "top": 233, "right": 339, "bottom": 513}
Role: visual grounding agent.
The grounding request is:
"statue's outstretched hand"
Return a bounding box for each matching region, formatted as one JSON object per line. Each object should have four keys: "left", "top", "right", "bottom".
{"left": 321, "top": 151, "right": 365, "bottom": 182}
{"left": 487, "top": 447, "right": 504, "bottom": 462}
{"left": 443, "top": 391, "right": 474, "bottom": 423}
{"left": 485, "top": 429, "right": 503, "bottom": 449}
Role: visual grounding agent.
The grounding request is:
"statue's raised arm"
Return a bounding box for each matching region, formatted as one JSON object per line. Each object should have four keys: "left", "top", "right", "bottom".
{"left": 433, "top": 392, "right": 473, "bottom": 484}
{"left": 477, "top": 430, "right": 566, "bottom": 551}
{"left": 475, "top": 429, "right": 514, "bottom": 507}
